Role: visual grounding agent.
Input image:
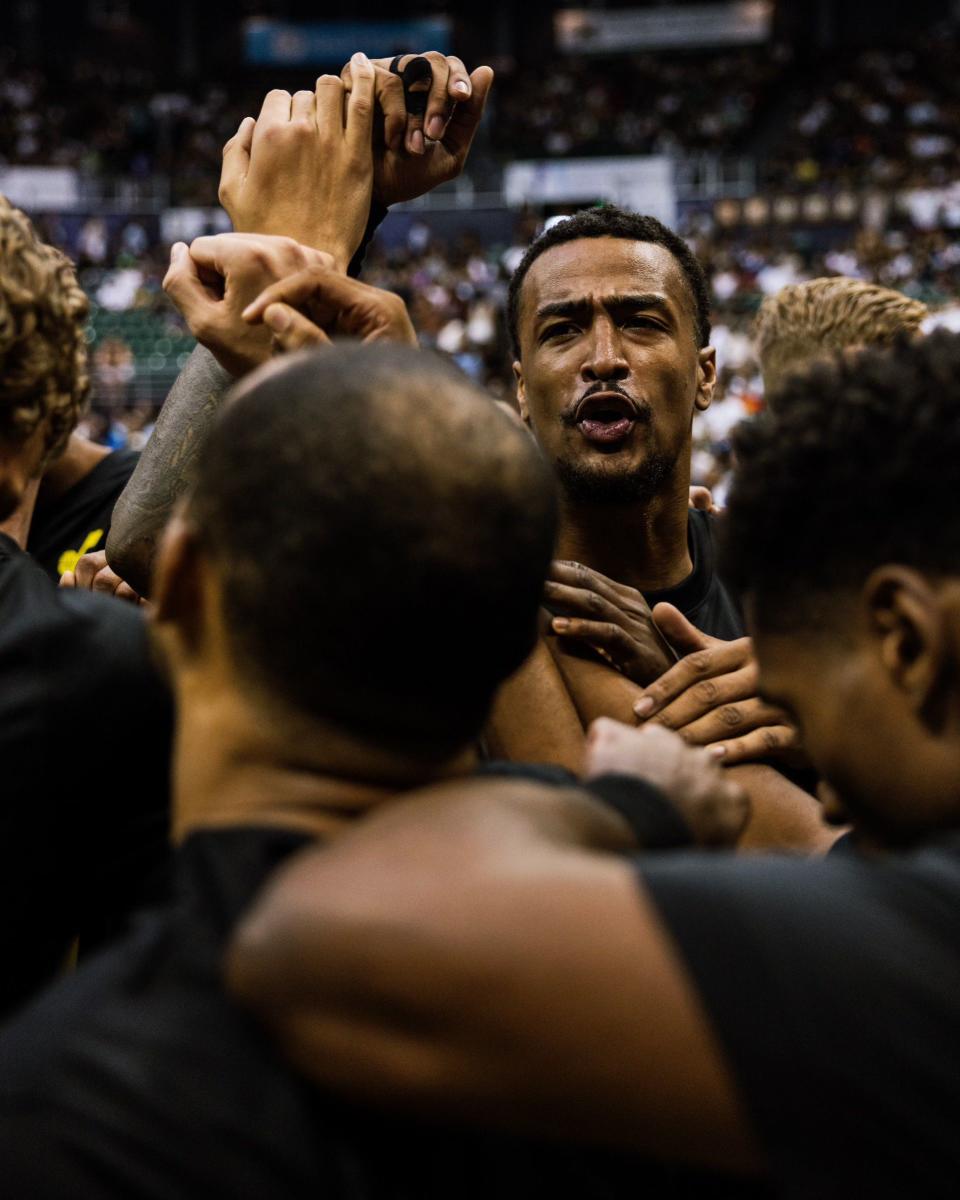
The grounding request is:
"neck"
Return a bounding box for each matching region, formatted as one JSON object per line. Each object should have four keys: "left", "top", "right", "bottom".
{"left": 171, "top": 684, "right": 478, "bottom": 844}
{"left": 0, "top": 478, "right": 41, "bottom": 549}
{"left": 555, "top": 469, "right": 692, "bottom": 593}
{"left": 36, "top": 433, "right": 112, "bottom": 508}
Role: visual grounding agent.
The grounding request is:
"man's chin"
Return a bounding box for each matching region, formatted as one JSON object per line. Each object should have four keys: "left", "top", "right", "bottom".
{"left": 554, "top": 452, "right": 675, "bottom": 505}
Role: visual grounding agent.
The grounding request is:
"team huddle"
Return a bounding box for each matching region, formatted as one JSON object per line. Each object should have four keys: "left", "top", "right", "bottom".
{"left": 0, "top": 50, "right": 958, "bottom": 1199}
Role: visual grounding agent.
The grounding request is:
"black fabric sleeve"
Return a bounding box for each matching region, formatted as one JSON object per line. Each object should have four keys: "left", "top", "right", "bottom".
{"left": 584, "top": 774, "right": 694, "bottom": 849}
{"left": 636, "top": 847, "right": 960, "bottom": 1199}
{"left": 347, "top": 201, "right": 389, "bottom": 278}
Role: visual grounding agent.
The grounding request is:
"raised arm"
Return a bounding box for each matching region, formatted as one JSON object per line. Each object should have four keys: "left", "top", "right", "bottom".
{"left": 108, "top": 68, "right": 379, "bottom": 594}
{"left": 106, "top": 344, "right": 230, "bottom": 596}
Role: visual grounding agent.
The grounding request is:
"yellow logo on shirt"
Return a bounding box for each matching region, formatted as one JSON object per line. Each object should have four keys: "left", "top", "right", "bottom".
{"left": 58, "top": 529, "right": 104, "bottom": 577}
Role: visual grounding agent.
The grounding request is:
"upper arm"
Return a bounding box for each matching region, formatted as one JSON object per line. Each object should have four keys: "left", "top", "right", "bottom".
{"left": 484, "top": 636, "right": 586, "bottom": 772}
{"left": 107, "top": 346, "right": 232, "bottom": 596}
{"left": 226, "top": 828, "right": 760, "bottom": 1173}
{"left": 548, "top": 635, "right": 646, "bottom": 727}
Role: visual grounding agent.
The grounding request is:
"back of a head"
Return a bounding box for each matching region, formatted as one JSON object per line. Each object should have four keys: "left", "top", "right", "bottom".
{"left": 755, "top": 277, "right": 927, "bottom": 405}
{"left": 188, "top": 344, "right": 558, "bottom": 756}
{"left": 0, "top": 195, "right": 89, "bottom": 479}
{"left": 723, "top": 330, "right": 960, "bottom": 633}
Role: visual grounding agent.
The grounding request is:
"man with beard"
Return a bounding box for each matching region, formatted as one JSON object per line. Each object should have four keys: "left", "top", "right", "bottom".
{"left": 488, "top": 208, "right": 820, "bottom": 844}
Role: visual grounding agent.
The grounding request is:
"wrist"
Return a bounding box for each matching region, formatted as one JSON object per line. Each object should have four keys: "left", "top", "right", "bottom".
{"left": 583, "top": 774, "right": 694, "bottom": 850}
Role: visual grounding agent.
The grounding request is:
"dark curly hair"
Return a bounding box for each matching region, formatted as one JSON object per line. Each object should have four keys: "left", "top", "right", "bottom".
{"left": 505, "top": 206, "right": 711, "bottom": 360}
{"left": 722, "top": 331, "right": 960, "bottom": 631}
{"left": 0, "top": 195, "right": 90, "bottom": 464}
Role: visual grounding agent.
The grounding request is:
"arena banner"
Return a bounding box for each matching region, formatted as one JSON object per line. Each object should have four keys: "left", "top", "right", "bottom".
{"left": 555, "top": 2, "right": 772, "bottom": 53}
{"left": 504, "top": 157, "right": 676, "bottom": 229}
{"left": 0, "top": 166, "right": 79, "bottom": 209}
{"left": 244, "top": 18, "right": 451, "bottom": 66}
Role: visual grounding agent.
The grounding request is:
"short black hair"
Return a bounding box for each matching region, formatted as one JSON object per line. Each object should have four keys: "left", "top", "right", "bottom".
{"left": 188, "top": 344, "right": 557, "bottom": 756}
{"left": 723, "top": 331, "right": 960, "bottom": 631}
{"left": 506, "top": 206, "right": 711, "bottom": 359}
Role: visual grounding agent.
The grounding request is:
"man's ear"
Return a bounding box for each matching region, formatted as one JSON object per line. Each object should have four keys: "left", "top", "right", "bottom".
{"left": 862, "top": 566, "right": 948, "bottom": 727}
{"left": 513, "top": 360, "right": 531, "bottom": 426}
{"left": 150, "top": 511, "right": 206, "bottom": 656}
{"left": 695, "top": 347, "right": 717, "bottom": 413}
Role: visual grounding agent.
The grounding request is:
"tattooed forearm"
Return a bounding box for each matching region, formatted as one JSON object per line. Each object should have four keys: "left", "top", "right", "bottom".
{"left": 106, "top": 346, "right": 232, "bottom": 597}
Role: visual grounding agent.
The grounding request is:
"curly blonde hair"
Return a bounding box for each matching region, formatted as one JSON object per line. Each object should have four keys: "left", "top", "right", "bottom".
{"left": 755, "top": 277, "right": 928, "bottom": 405}
{"left": 0, "top": 194, "right": 90, "bottom": 464}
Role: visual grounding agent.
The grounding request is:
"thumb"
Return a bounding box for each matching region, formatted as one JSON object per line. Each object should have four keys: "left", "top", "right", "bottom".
{"left": 163, "top": 242, "right": 215, "bottom": 331}
{"left": 651, "top": 602, "right": 710, "bottom": 656}
{"left": 264, "top": 303, "right": 331, "bottom": 353}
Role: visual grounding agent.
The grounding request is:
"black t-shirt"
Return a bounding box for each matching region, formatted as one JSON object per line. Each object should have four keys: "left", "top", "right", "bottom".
{"left": 27, "top": 448, "right": 139, "bottom": 583}
{"left": 640, "top": 839, "right": 960, "bottom": 1198}
{"left": 644, "top": 508, "right": 743, "bottom": 640}
{"left": 0, "top": 532, "right": 172, "bottom": 1017}
{"left": 0, "top": 823, "right": 763, "bottom": 1199}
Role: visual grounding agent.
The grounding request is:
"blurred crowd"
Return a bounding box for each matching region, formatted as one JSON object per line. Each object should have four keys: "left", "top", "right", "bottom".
{"left": 33, "top": 190, "right": 957, "bottom": 501}
{"left": 3, "top": 21, "right": 960, "bottom": 199}
{"left": 5, "top": 17, "right": 960, "bottom": 500}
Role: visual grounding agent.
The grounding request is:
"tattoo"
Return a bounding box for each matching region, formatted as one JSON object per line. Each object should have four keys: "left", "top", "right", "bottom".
{"left": 106, "top": 346, "right": 232, "bottom": 597}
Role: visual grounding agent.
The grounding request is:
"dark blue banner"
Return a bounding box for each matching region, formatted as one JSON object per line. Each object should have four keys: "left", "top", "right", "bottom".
{"left": 244, "top": 18, "right": 451, "bottom": 66}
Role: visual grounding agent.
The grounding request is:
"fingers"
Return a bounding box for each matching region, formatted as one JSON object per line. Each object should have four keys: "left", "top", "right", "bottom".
{"left": 220, "top": 116, "right": 255, "bottom": 211}
{"left": 163, "top": 242, "right": 216, "bottom": 329}
{"left": 634, "top": 633, "right": 754, "bottom": 720}
{"left": 439, "top": 65, "right": 494, "bottom": 163}
{"left": 422, "top": 52, "right": 456, "bottom": 141}
{"left": 315, "top": 73, "right": 346, "bottom": 135}
{"left": 708, "top": 723, "right": 801, "bottom": 766}
{"left": 344, "top": 52, "right": 376, "bottom": 150}
{"left": 544, "top": 578, "right": 621, "bottom": 623}
{"left": 263, "top": 302, "right": 331, "bottom": 352}
{"left": 291, "top": 89, "right": 316, "bottom": 123}
{"left": 670, "top": 696, "right": 790, "bottom": 748}
{"left": 242, "top": 263, "right": 343, "bottom": 323}
{"left": 643, "top": 662, "right": 758, "bottom": 731}
{"left": 62, "top": 551, "right": 141, "bottom": 603}
{"left": 550, "top": 617, "right": 635, "bottom": 656}
{"left": 73, "top": 550, "right": 108, "bottom": 589}
{"left": 650, "top": 602, "right": 711, "bottom": 656}
{"left": 548, "top": 559, "right": 626, "bottom": 605}
{"left": 342, "top": 61, "right": 407, "bottom": 151}
{"left": 256, "top": 88, "right": 292, "bottom": 129}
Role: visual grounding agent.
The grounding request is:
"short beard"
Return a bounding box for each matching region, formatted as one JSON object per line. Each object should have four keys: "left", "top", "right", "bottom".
{"left": 554, "top": 452, "right": 676, "bottom": 506}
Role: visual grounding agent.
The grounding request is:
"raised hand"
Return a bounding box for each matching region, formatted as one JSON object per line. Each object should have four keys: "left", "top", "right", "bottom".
{"left": 341, "top": 53, "right": 494, "bottom": 206}
{"left": 242, "top": 263, "right": 418, "bottom": 351}
{"left": 633, "top": 603, "right": 802, "bottom": 765}
{"left": 544, "top": 560, "right": 676, "bottom": 685}
{"left": 219, "top": 55, "right": 376, "bottom": 270}
{"left": 585, "top": 719, "right": 750, "bottom": 847}
{"left": 163, "top": 233, "right": 335, "bottom": 377}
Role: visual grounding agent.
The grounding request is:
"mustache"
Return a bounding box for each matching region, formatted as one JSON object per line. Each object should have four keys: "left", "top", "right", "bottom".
{"left": 560, "top": 382, "right": 651, "bottom": 426}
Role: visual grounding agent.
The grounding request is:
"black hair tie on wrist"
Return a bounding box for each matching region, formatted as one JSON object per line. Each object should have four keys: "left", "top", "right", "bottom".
{"left": 388, "top": 54, "right": 432, "bottom": 118}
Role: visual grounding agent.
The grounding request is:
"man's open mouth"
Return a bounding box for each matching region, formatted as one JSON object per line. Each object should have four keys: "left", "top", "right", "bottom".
{"left": 574, "top": 391, "right": 640, "bottom": 445}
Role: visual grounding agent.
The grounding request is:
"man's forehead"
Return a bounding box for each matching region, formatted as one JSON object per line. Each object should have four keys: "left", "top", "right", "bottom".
{"left": 520, "top": 236, "right": 693, "bottom": 327}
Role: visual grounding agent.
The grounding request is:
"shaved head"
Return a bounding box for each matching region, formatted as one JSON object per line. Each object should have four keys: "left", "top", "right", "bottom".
{"left": 187, "top": 344, "right": 558, "bottom": 753}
